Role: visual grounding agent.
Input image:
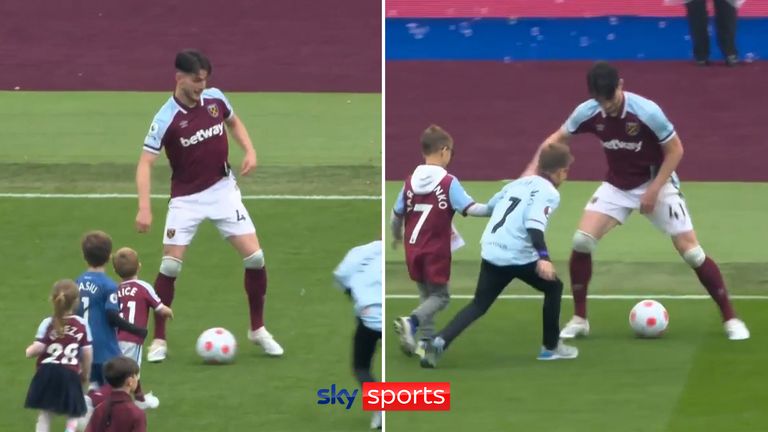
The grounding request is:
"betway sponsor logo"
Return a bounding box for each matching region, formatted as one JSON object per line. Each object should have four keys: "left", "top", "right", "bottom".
{"left": 180, "top": 123, "right": 224, "bottom": 147}
{"left": 602, "top": 139, "right": 642, "bottom": 152}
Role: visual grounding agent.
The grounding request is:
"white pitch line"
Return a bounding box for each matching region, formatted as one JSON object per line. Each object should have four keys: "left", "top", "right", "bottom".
{"left": 386, "top": 294, "right": 768, "bottom": 300}
{"left": 0, "top": 193, "right": 379, "bottom": 200}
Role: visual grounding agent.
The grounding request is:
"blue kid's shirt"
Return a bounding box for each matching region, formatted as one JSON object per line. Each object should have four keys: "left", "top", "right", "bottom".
{"left": 75, "top": 271, "right": 121, "bottom": 363}
{"left": 333, "top": 241, "right": 382, "bottom": 332}
{"left": 481, "top": 176, "right": 561, "bottom": 266}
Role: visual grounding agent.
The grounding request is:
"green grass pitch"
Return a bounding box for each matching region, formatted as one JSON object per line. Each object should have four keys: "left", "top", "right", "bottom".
{"left": 0, "top": 91, "right": 380, "bottom": 431}
{"left": 384, "top": 180, "right": 768, "bottom": 432}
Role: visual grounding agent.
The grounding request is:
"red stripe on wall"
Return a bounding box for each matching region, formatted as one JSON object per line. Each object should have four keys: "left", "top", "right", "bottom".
{"left": 386, "top": 1, "right": 768, "bottom": 18}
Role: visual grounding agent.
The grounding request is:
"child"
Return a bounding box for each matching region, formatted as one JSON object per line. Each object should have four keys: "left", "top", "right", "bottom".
{"left": 112, "top": 247, "right": 173, "bottom": 409}
{"left": 422, "top": 144, "right": 579, "bottom": 368}
{"left": 25, "top": 279, "right": 93, "bottom": 432}
{"left": 85, "top": 356, "right": 146, "bottom": 432}
{"left": 390, "top": 125, "right": 492, "bottom": 355}
{"left": 333, "top": 240, "right": 383, "bottom": 430}
{"left": 75, "top": 231, "right": 147, "bottom": 388}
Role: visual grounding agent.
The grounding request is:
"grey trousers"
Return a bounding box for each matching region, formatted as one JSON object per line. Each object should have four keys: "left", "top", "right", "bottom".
{"left": 410, "top": 282, "right": 450, "bottom": 339}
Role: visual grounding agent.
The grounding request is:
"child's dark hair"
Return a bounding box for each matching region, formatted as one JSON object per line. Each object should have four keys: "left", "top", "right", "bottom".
{"left": 103, "top": 356, "right": 140, "bottom": 388}
{"left": 81, "top": 231, "right": 113, "bottom": 267}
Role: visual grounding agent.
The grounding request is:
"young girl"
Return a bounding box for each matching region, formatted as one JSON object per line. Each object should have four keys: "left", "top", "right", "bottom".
{"left": 25, "top": 279, "right": 93, "bottom": 432}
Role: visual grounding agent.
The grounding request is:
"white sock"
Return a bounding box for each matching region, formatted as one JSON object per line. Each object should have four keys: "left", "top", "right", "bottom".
{"left": 35, "top": 411, "right": 51, "bottom": 432}
{"left": 65, "top": 418, "right": 78, "bottom": 432}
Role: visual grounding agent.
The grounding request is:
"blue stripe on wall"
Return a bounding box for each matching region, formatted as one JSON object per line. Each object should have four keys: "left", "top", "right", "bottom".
{"left": 386, "top": 17, "right": 767, "bottom": 61}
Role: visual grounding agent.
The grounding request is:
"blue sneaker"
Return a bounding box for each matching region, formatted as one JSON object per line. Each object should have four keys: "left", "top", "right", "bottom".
{"left": 537, "top": 341, "right": 579, "bottom": 361}
{"left": 394, "top": 317, "right": 417, "bottom": 356}
{"left": 420, "top": 337, "right": 445, "bottom": 368}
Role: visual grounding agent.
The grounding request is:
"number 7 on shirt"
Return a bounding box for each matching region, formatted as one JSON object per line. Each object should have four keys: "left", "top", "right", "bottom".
{"left": 409, "top": 204, "right": 433, "bottom": 244}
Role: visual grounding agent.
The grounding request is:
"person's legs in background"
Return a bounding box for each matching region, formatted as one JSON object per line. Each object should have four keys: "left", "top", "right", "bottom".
{"left": 685, "top": 0, "right": 711, "bottom": 65}
{"left": 713, "top": 0, "right": 739, "bottom": 65}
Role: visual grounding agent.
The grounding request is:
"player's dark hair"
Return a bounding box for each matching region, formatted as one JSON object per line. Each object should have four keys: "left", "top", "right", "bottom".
{"left": 538, "top": 143, "right": 574, "bottom": 174}
{"left": 51, "top": 279, "right": 79, "bottom": 338}
{"left": 587, "top": 61, "right": 620, "bottom": 100}
{"left": 421, "top": 124, "right": 453, "bottom": 155}
{"left": 103, "top": 356, "right": 140, "bottom": 388}
{"left": 113, "top": 247, "right": 139, "bottom": 279}
{"left": 81, "top": 231, "right": 113, "bottom": 267}
{"left": 175, "top": 49, "right": 212, "bottom": 75}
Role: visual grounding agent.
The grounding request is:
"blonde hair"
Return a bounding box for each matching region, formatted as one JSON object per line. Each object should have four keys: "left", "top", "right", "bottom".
{"left": 51, "top": 279, "right": 79, "bottom": 337}
{"left": 538, "top": 143, "right": 574, "bottom": 174}
{"left": 113, "top": 247, "right": 140, "bottom": 279}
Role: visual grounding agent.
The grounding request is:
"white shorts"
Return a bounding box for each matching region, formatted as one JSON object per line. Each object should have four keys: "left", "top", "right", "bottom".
{"left": 163, "top": 176, "right": 256, "bottom": 246}
{"left": 585, "top": 180, "right": 694, "bottom": 236}
{"left": 119, "top": 341, "right": 143, "bottom": 368}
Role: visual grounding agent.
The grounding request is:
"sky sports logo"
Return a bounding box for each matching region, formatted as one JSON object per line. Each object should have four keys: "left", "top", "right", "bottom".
{"left": 317, "top": 382, "right": 450, "bottom": 411}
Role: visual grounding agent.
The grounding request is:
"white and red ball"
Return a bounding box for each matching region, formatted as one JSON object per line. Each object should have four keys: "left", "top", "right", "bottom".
{"left": 196, "top": 327, "right": 237, "bottom": 363}
{"left": 629, "top": 300, "right": 669, "bottom": 338}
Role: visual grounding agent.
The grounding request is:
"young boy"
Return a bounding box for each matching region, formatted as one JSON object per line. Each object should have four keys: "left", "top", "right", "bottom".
{"left": 422, "top": 144, "right": 579, "bottom": 368}
{"left": 76, "top": 231, "right": 147, "bottom": 388}
{"left": 333, "top": 240, "right": 382, "bottom": 430}
{"left": 391, "top": 125, "right": 492, "bottom": 355}
{"left": 112, "top": 247, "right": 174, "bottom": 409}
{"left": 85, "top": 356, "right": 146, "bottom": 432}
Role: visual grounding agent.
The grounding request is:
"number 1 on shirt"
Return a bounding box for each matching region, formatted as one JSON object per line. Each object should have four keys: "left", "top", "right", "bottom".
{"left": 121, "top": 300, "right": 137, "bottom": 324}
{"left": 81, "top": 297, "right": 90, "bottom": 322}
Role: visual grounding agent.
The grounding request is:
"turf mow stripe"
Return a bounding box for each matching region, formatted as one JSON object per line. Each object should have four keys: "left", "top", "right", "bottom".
{"left": 0, "top": 193, "right": 379, "bottom": 200}
{"left": 387, "top": 294, "right": 768, "bottom": 300}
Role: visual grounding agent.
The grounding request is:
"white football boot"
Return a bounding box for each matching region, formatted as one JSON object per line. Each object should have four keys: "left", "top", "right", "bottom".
{"left": 724, "top": 318, "right": 750, "bottom": 341}
{"left": 134, "top": 392, "right": 160, "bottom": 410}
{"left": 559, "top": 316, "right": 590, "bottom": 339}
{"left": 146, "top": 339, "right": 167, "bottom": 363}
{"left": 248, "top": 327, "right": 284, "bottom": 356}
{"left": 393, "top": 316, "right": 417, "bottom": 356}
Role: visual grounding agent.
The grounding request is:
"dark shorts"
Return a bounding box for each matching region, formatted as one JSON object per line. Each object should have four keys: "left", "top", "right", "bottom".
{"left": 90, "top": 362, "right": 105, "bottom": 386}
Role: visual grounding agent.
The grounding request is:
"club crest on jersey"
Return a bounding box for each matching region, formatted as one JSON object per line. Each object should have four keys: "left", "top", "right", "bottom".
{"left": 207, "top": 104, "right": 219, "bottom": 118}
{"left": 626, "top": 122, "right": 640, "bottom": 136}
{"left": 596, "top": 124, "right": 605, "bottom": 132}
{"left": 166, "top": 228, "right": 176, "bottom": 239}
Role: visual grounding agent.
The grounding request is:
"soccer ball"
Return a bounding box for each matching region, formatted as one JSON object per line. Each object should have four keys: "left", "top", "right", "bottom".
{"left": 196, "top": 327, "right": 237, "bottom": 364}
{"left": 629, "top": 300, "right": 669, "bottom": 338}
